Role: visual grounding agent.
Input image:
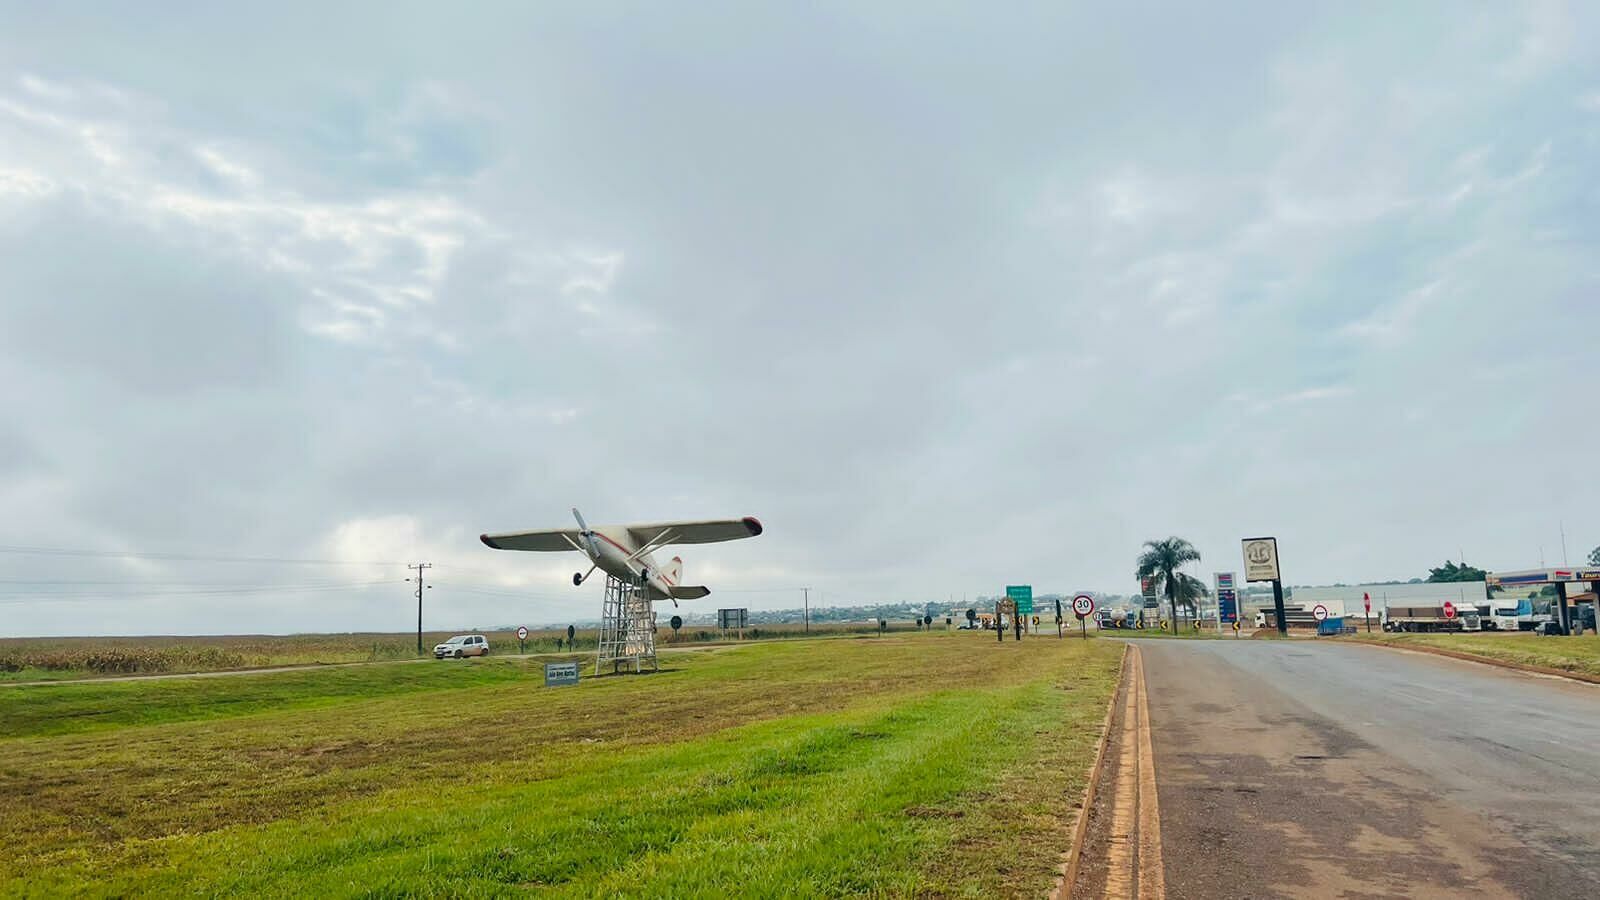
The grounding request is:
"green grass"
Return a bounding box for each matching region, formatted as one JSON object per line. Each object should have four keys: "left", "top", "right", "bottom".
{"left": 0, "top": 654, "right": 576, "bottom": 738}
{"left": 0, "top": 633, "right": 1121, "bottom": 897}
{"left": 0, "top": 623, "right": 925, "bottom": 683}
{"left": 1355, "top": 631, "right": 1600, "bottom": 677}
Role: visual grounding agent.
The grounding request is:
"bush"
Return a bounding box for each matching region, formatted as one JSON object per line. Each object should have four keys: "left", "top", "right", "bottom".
{"left": 0, "top": 646, "right": 248, "bottom": 675}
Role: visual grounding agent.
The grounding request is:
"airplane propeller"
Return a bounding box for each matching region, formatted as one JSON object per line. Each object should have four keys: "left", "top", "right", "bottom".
{"left": 571, "top": 507, "right": 601, "bottom": 586}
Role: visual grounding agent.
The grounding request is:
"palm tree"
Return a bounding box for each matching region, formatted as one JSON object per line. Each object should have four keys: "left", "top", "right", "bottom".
{"left": 1136, "top": 537, "right": 1210, "bottom": 631}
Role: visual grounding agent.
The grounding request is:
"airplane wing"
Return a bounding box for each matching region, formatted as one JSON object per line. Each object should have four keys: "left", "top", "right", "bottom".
{"left": 479, "top": 528, "right": 583, "bottom": 552}
{"left": 626, "top": 517, "right": 763, "bottom": 546}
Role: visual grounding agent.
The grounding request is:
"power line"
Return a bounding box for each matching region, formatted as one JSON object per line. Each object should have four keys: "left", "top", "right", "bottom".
{"left": 0, "top": 581, "right": 398, "bottom": 605}
{"left": 0, "top": 544, "right": 402, "bottom": 566}
{"left": 0, "top": 579, "right": 386, "bottom": 593}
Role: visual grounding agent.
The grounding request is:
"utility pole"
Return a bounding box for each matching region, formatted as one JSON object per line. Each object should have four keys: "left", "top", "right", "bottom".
{"left": 803, "top": 587, "right": 810, "bottom": 633}
{"left": 407, "top": 563, "right": 432, "bottom": 655}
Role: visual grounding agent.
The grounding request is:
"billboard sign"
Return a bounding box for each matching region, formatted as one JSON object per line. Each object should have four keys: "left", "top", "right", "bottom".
{"left": 1242, "top": 537, "right": 1281, "bottom": 582}
{"left": 1006, "top": 585, "right": 1034, "bottom": 615}
{"left": 717, "top": 608, "right": 749, "bottom": 629}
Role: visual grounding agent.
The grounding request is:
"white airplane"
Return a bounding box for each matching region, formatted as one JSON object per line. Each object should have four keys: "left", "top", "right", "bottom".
{"left": 479, "top": 508, "right": 762, "bottom": 604}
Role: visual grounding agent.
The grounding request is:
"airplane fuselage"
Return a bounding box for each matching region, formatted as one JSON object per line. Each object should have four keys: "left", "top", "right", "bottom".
{"left": 586, "top": 526, "right": 675, "bottom": 599}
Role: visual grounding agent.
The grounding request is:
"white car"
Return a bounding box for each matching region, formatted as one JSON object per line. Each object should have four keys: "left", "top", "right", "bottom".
{"left": 433, "top": 634, "right": 490, "bottom": 659}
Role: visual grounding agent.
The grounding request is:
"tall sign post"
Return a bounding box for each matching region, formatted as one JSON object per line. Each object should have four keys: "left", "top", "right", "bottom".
{"left": 1363, "top": 591, "right": 1372, "bottom": 633}
{"left": 1072, "top": 594, "right": 1095, "bottom": 640}
{"left": 1214, "top": 572, "right": 1239, "bottom": 636}
{"left": 1055, "top": 598, "right": 1064, "bottom": 638}
{"left": 1006, "top": 586, "right": 1032, "bottom": 642}
{"left": 1140, "top": 577, "right": 1158, "bottom": 629}
{"left": 1243, "top": 537, "right": 1285, "bottom": 635}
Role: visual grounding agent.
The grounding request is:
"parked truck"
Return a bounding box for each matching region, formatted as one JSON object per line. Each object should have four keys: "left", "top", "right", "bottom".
{"left": 1485, "top": 597, "right": 1550, "bottom": 632}
{"left": 1381, "top": 604, "right": 1482, "bottom": 633}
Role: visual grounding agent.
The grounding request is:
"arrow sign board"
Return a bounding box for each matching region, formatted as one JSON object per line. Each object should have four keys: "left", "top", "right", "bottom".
{"left": 1006, "top": 585, "right": 1034, "bottom": 615}
{"left": 1312, "top": 604, "right": 1329, "bottom": 622}
{"left": 1443, "top": 601, "right": 1457, "bottom": 620}
{"left": 1072, "top": 594, "right": 1095, "bottom": 618}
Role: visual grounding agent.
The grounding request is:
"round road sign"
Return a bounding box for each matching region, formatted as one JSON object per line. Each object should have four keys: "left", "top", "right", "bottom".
{"left": 1071, "top": 594, "right": 1095, "bottom": 619}
{"left": 516, "top": 625, "right": 529, "bottom": 641}
{"left": 1312, "top": 604, "right": 1329, "bottom": 622}
{"left": 1443, "top": 601, "right": 1457, "bottom": 620}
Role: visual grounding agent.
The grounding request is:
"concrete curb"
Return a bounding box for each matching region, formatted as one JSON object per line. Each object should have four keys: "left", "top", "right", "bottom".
{"left": 1052, "top": 642, "right": 1129, "bottom": 899}
{"left": 1351, "top": 638, "right": 1600, "bottom": 686}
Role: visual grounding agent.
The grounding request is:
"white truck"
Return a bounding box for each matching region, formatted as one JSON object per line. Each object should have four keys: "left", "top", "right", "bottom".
{"left": 1485, "top": 596, "right": 1552, "bottom": 632}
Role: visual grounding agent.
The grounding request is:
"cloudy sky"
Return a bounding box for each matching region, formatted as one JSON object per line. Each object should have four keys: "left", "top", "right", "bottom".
{"left": 2, "top": 2, "right": 1597, "bottom": 635}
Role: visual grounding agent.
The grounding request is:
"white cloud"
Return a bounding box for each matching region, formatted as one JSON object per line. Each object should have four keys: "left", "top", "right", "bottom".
{"left": 1339, "top": 280, "right": 1447, "bottom": 345}
{"left": 2, "top": 2, "right": 1598, "bottom": 635}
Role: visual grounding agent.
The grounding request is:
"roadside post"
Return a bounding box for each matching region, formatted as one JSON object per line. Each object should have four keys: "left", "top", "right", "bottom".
{"left": 1363, "top": 592, "right": 1372, "bottom": 633}
{"left": 1243, "top": 537, "right": 1287, "bottom": 635}
{"left": 566, "top": 624, "right": 575, "bottom": 651}
{"left": 517, "top": 625, "right": 528, "bottom": 655}
{"left": 995, "top": 598, "right": 1016, "bottom": 642}
{"left": 1055, "top": 598, "right": 1064, "bottom": 638}
{"left": 1072, "top": 594, "right": 1095, "bottom": 640}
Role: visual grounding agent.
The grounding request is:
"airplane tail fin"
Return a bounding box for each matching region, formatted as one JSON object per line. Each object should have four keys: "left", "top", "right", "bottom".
{"left": 670, "top": 585, "right": 710, "bottom": 600}
{"left": 664, "top": 556, "right": 683, "bottom": 586}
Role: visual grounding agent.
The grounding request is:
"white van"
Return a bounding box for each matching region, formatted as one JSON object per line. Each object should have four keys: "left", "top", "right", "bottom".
{"left": 433, "top": 634, "right": 490, "bottom": 659}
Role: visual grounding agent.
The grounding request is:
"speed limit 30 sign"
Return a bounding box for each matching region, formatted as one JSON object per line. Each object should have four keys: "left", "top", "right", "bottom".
{"left": 1071, "top": 594, "right": 1095, "bottom": 618}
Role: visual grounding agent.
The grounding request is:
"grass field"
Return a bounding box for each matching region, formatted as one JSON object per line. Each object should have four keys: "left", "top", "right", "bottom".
{"left": 0, "top": 622, "right": 907, "bottom": 683}
{"left": 1355, "top": 631, "right": 1600, "bottom": 678}
{"left": 0, "top": 632, "right": 1122, "bottom": 897}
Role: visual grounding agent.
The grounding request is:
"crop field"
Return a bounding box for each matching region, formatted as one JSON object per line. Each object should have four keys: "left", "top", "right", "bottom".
{"left": 0, "top": 622, "right": 910, "bottom": 683}
{"left": 0, "top": 632, "right": 1122, "bottom": 897}
{"left": 1355, "top": 631, "right": 1600, "bottom": 678}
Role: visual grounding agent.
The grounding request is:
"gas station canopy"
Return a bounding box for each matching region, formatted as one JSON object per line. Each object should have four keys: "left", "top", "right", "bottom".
{"left": 1487, "top": 567, "right": 1600, "bottom": 634}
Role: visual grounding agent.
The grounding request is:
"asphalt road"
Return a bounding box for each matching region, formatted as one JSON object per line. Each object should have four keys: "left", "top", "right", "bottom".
{"left": 1136, "top": 638, "right": 1600, "bottom": 899}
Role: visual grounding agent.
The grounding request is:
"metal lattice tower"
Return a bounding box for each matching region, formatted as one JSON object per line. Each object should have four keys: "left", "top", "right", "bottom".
{"left": 595, "top": 574, "right": 658, "bottom": 675}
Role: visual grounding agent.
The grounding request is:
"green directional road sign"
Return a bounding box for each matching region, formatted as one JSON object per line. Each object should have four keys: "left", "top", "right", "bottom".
{"left": 1006, "top": 585, "right": 1033, "bottom": 615}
